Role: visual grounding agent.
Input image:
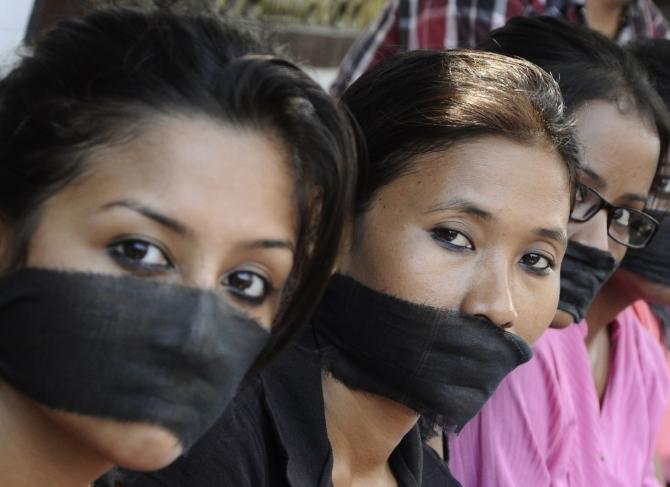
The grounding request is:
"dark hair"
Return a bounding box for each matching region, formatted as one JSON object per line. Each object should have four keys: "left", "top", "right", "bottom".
{"left": 480, "top": 16, "right": 670, "bottom": 208}
{"left": 341, "top": 49, "right": 579, "bottom": 215}
{"left": 628, "top": 38, "right": 670, "bottom": 197}
{"left": 0, "top": 8, "right": 357, "bottom": 366}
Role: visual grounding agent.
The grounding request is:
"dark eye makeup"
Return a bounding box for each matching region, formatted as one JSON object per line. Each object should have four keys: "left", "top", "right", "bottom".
{"left": 519, "top": 252, "right": 555, "bottom": 276}
{"left": 108, "top": 237, "right": 172, "bottom": 274}
{"left": 430, "top": 227, "right": 475, "bottom": 251}
{"left": 107, "top": 237, "right": 274, "bottom": 306}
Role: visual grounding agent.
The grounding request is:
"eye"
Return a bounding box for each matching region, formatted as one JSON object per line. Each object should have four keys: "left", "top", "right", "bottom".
{"left": 520, "top": 252, "right": 554, "bottom": 275}
{"left": 431, "top": 228, "right": 474, "bottom": 251}
{"left": 223, "top": 270, "right": 271, "bottom": 305}
{"left": 108, "top": 239, "right": 171, "bottom": 272}
{"left": 610, "top": 207, "right": 631, "bottom": 228}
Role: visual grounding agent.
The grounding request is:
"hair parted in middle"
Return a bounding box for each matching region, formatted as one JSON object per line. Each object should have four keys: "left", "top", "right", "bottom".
{"left": 341, "top": 48, "right": 580, "bottom": 216}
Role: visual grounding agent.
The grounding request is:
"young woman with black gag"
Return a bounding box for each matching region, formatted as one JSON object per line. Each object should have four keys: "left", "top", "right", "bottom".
{"left": 0, "top": 8, "right": 357, "bottom": 487}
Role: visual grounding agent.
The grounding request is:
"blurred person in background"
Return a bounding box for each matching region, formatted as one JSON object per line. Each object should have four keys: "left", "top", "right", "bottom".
{"left": 332, "top": 0, "right": 670, "bottom": 95}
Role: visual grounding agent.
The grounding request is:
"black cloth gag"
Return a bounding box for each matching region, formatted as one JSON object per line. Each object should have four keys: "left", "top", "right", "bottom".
{"left": 0, "top": 268, "right": 269, "bottom": 450}
{"left": 558, "top": 241, "right": 617, "bottom": 323}
{"left": 311, "top": 274, "right": 533, "bottom": 433}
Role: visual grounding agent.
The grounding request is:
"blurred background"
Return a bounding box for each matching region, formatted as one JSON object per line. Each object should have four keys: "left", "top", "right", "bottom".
{"left": 3, "top": 0, "right": 670, "bottom": 85}
{"left": 1, "top": 0, "right": 388, "bottom": 86}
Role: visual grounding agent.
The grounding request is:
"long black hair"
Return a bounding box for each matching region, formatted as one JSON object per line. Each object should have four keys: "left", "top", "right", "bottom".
{"left": 480, "top": 16, "right": 670, "bottom": 208}
{"left": 0, "top": 8, "right": 358, "bottom": 366}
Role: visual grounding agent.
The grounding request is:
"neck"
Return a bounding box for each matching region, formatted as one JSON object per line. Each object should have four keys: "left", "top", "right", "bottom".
{"left": 584, "top": 275, "right": 634, "bottom": 344}
{"left": 585, "top": 0, "right": 627, "bottom": 38}
{"left": 0, "top": 383, "right": 112, "bottom": 487}
{"left": 322, "top": 374, "right": 417, "bottom": 486}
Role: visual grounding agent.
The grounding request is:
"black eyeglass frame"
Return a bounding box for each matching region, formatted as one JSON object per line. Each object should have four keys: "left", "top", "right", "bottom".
{"left": 570, "top": 184, "right": 659, "bottom": 249}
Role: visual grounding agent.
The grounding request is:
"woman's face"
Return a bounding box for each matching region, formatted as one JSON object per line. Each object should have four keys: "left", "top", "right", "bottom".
{"left": 10, "top": 115, "right": 297, "bottom": 470}
{"left": 340, "top": 136, "right": 571, "bottom": 346}
{"left": 551, "top": 100, "right": 660, "bottom": 327}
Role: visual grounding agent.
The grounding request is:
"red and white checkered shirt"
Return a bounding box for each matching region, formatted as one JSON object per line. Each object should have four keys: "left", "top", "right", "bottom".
{"left": 332, "top": 0, "right": 670, "bottom": 95}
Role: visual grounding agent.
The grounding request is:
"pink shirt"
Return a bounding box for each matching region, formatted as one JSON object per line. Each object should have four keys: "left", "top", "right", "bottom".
{"left": 449, "top": 306, "right": 670, "bottom": 486}
{"left": 633, "top": 300, "right": 670, "bottom": 481}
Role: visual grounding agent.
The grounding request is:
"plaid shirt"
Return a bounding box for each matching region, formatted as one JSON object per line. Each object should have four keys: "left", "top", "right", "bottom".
{"left": 332, "top": 0, "right": 670, "bottom": 95}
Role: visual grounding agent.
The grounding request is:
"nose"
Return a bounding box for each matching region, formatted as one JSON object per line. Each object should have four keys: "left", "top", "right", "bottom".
{"left": 461, "top": 259, "right": 518, "bottom": 329}
{"left": 181, "top": 255, "right": 220, "bottom": 290}
{"left": 568, "top": 209, "right": 609, "bottom": 252}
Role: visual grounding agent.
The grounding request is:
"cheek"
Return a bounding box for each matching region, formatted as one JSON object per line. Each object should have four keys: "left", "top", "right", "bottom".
{"left": 515, "top": 276, "right": 561, "bottom": 344}
{"left": 25, "top": 206, "right": 120, "bottom": 275}
{"left": 41, "top": 408, "right": 182, "bottom": 470}
{"left": 346, "top": 226, "right": 464, "bottom": 307}
{"left": 243, "top": 297, "right": 282, "bottom": 331}
{"left": 608, "top": 241, "right": 628, "bottom": 264}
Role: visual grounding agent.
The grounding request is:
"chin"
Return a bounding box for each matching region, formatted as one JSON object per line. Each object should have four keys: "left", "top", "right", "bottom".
{"left": 105, "top": 424, "right": 183, "bottom": 471}
{"left": 42, "top": 407, "right": 184, "bottom": 471}
{"left": 550, "top": 309, "right": 576, "bottom": 329}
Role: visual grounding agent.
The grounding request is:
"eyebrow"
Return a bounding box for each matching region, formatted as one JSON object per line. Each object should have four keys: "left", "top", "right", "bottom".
{"left": 425, "top": 198, "right": 566, "bottom": 246}
{"left": 424, "top": 198, "right": 493, "bottom": 221}
{"left": 618, "top": 192, "right": 648, "bottom": 206}
{"left": 240, "top": 239, "right": 295, "bottom": 253}
{"left": 534, "top": 227, "right": 568, "bottom": 247}
{"left": 99, "top": 199, "right": 295, "bottom": 253}
{"left": 99, "top": 199, "right": 190, "bottom": 236}
{"left": 580, "top": 166, "right": 608, "bottom": 191}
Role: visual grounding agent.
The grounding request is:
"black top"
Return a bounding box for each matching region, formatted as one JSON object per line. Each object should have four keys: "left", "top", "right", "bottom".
{"left": 130, "top": 343, "right": 460, "bottom": 487}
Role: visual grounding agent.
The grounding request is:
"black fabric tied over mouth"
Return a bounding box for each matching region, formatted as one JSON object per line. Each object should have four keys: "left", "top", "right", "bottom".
{"left": 558, "top": 241, "right": 618, "bottom": 323}
{"left": 621, "top": 211, "right": 670, "bottom": 286}
{"left": 0, "top": 268, "right": 270, "bottom": 450}
{"left": 309, "top": 274, "right": 533, "bottom": 433}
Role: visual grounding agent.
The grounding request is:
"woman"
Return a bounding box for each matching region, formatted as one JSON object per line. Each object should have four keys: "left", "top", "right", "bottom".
{"left": 614, "top": 37, "right": 670, "bottom": 484}
{"left": 132, "top": 49, "right": 579, "bottom": 486}
{"left": 448, "top": 17, "right": 670, "bottom": 486}
{"left": 0, "top": 8, "right": 357, "bottom": 487}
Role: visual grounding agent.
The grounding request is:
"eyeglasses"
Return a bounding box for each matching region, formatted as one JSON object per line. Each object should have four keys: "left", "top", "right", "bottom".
{"left": 571, "top": 184, "right": 659, "bottom": 249}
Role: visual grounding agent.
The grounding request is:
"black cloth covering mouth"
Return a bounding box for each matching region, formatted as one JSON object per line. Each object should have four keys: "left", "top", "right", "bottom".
{"left": 558, "top": 241, "right": 617, "bottom": 322}
{"left": 0, "top": 267, "right": 269, "bottom": 450}
{"left": 621, "top": 211, "right": 670, "bottom": 286}
{"left": 311, "top": 274, "right": 532, "bottom": 432}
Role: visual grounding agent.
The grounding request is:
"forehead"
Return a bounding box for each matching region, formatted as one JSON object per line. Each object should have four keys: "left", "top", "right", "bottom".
{"left": 575, "top": 101, "right": 660, "bottom": 201}
{"left": 69, "top": 115, "right": 298, "bottom": 242}
{"left": 381, "top": 136, "right": 571, "bottom": 226}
